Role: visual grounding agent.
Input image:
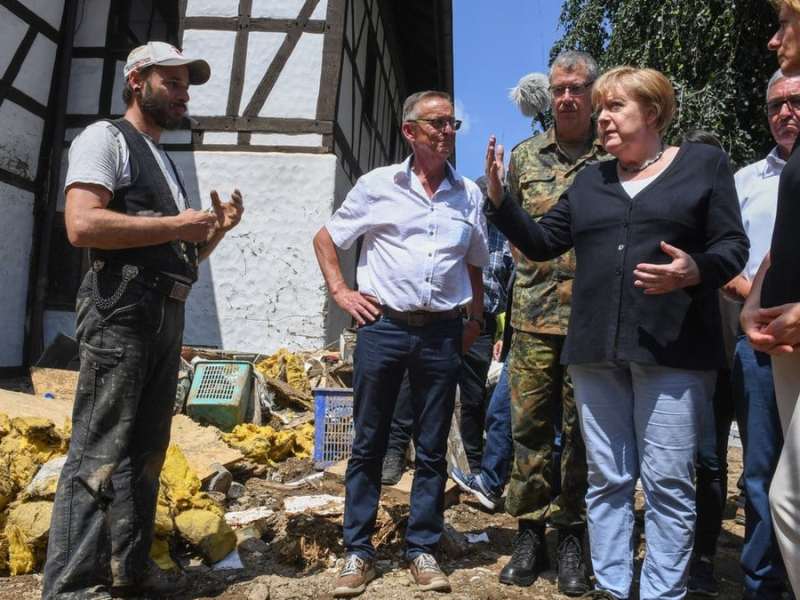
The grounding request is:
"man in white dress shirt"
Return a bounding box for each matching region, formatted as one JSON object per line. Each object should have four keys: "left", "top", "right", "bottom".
{"left": 314, "top": 90, "right": 489, "bottom": 597}
{"left": 723, "top": 69, "right": 800, "bottom": 600}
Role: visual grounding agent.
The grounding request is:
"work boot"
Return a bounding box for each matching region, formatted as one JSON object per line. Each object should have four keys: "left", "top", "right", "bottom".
{"left": 112, "top": 561, "right": 188, "bottom": 597}
{"left": 499, "top": 524, "right": 549, "bottom": 586}
{"left": 687, "top": 554, "right": 719, "bottom": 597}
{"left": 332, "top": 554, "right": 376, "bottom": 598}
{"left": 381, "top": 452, "right": 405, "bottom": 486}
{"left": 557, "top": 528, "right": 590, "bottom": 596}
{"left": 408, "top": 553, "right": 451, "bottom": 592}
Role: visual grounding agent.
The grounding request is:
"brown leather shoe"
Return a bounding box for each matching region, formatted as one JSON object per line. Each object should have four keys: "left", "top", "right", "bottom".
{"left": 408, "top": 553, "right": 451, "bottom": 592}
{"left": 332, "top": 554, "right": 376, "bottom": 598}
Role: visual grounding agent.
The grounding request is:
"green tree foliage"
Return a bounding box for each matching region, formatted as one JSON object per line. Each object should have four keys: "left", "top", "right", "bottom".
{"left": 552, "top": 0, "right": 779, "bottom": 167}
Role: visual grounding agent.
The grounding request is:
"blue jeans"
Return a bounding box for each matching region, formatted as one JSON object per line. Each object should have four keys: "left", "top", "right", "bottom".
{"left": 732, "top": 336, "right": 787, "bottom": 598}
{"left": 343, "top": 315, "right": 462, "bottom": 560}
{"left": 479, "top": 360, "right": 512, "bottom": 495}
{"left": 569, "top": 362, "right": 713, "bottom": 600}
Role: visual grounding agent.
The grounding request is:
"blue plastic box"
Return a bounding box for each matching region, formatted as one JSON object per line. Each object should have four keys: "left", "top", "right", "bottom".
{"left": 313, "top": 387, "right": 354, "bottom": 469}
{"left": 186, "top": 361, "right": 252, "bottom": 432}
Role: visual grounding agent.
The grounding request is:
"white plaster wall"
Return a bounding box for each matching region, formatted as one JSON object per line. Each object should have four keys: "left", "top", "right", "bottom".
{"left": 172, "top": 151, "right": 337, "bottom": 352}
{"left": 72, "top": 0, "right": 109, "bottom": 47}
{"left": 110, "top": 60, "right": 126, "bottom": 115}
{"left": 0, "top": 184, "right": 34, "bottom": 366}
{"left": 240, "top": 32, "right": 284, "bottom": 111}
{"left": 251, "top": 0, "right": 328, "bottom": 20}
{"left": 261, "top": 33, "right": 323, "bottom": 118}
{"left": 185, "top": 0, "right": 239, "bottom": 17}
{"left": 249, "top": 133, "right": 322, "bottom": 146}
{"left": 0, "top": 100, "right": 45, "bottom": 180}
{"left": 181, "top": 30, "right": 236, "bottom": 116}
{"left": 43, "top": 310, "right": 76, "bottom": 349}
{"left": 18, "top": 0, "right": 64, "bottom": 30}
{"left": 0, "top": 6, "right": 28, "bottom": 76}
{"left": 14, "top": 33, "right": 58, "bottom": 105}
{"left": 203, "top": 131, "right": 239, "bottom": 144}
{"left": 66, "top": 58, "right": 103, "bottom": 114}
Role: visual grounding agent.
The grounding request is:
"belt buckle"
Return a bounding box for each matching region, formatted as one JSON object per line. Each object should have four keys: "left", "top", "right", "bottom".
{"left": 169, "top": 281, "right": 192, "bottom": 302}
{"left": 408, "top": 312, "right": 426, "bottom": 327}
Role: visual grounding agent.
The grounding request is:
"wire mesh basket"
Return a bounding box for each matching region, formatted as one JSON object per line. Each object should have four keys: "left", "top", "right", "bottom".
{"left": 313, "top": 387, "right": 354, "bottom": 469}
{"left": 186, "top": 361, "right": 252, "bottom": 431}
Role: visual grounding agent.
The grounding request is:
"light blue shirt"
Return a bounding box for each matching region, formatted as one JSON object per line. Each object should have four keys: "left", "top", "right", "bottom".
{"left": 734, "top": 147, "right": 784, "bottom": 280}
{"left": 326, "top": 156, "right": 489, "bottom": 312}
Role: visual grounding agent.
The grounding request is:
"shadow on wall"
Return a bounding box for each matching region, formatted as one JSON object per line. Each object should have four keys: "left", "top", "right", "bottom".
{"left": 175, "top": 148, "right": 223, "bottom": 349}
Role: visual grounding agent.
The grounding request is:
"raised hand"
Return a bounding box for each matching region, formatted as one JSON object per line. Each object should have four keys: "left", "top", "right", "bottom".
{"left": 210, "top": 188, "right": 244, "bottom": 233}
{"left": 633, "top": 241, "right": 701, "bottom": 294}
{"left": 484, "top": 135, "right": 505, "bottom": 206}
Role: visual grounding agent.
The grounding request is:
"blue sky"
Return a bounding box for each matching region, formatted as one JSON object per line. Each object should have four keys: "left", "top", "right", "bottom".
{"left": 453, "top": 1, "right": 564, "bottom": 179}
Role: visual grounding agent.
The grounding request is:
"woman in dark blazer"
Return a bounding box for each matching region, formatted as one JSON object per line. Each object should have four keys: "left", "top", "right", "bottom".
{"left": 484, "top": 67, "right": 748, "bottom": 600}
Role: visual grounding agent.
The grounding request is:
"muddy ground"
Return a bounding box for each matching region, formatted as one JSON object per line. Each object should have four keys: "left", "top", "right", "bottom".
{"left": 0, "top": 376, "right": 749, "bottom": 599}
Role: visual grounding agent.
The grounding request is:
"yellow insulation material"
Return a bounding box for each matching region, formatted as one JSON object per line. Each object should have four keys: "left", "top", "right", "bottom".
{"left": 255, "top": 348, "right": 310, "bottom": 395}
{"left": 174, "top": 509, "right": 236, "bottom": 563}
{"left": 223, "top": 423, "right": 314, "bottom": 465}
{"left": 5, "top": 501, "right": 53, "bottom": 575}
{"left": 149, "top": 536, "right": 177, "bottom": 571}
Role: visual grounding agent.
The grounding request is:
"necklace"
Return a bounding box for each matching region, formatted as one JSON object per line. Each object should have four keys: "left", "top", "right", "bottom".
{"left": 619, "top": 144, "right": 665, "bottom": 173}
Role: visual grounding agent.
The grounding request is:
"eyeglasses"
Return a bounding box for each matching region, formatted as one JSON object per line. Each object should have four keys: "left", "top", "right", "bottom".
{"left": 412, "top": 117, "right": 462, "bottom": 131}
{"left": 767, "top": 94, "right": 800, "bottom": 115}
{"left": 549, "top": 81, "right": 594, "bottom": 97}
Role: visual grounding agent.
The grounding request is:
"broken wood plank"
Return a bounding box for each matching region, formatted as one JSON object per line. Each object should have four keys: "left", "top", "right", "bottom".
{"left": 30, "top": 367, "right": 79, "bottom": 403}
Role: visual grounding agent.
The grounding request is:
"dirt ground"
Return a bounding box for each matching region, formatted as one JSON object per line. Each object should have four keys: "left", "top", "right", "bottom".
{"left": 0, "top": 443, "right": 747, "bottom": 600}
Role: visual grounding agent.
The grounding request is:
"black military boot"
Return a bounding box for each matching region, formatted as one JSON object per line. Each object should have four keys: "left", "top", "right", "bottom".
{"left": 557, "top": 528, "right": 590, "bottom": 596}
{"left": 499, "top": 523, "right": 549, "bottom": 586}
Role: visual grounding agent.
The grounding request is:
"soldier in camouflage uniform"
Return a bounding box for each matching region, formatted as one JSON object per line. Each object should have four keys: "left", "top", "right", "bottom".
{"left": 498, "top": 51, "right": 607, "bottom": 596}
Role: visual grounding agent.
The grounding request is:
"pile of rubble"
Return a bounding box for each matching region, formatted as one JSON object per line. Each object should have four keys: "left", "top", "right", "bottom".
{"left": 0, "top": 343, "right": 359, "bottom": 579}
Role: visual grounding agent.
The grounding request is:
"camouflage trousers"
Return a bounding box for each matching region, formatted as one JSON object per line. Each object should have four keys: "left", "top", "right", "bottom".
{"left": 506, "top": 331, "right": 588, "bottom": 527}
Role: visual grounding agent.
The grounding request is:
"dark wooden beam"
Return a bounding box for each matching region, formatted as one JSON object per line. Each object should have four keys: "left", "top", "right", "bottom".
{"left": 0, "top": 84, "right": 47, "bottom": 119}
{"left": 0, "top": 0, "right": 60, "bottom": 42}
{"left": 241, "top": 0, "right": 320, "bottom": 117}
{"left": 316, "top": 0, "right": 346, "bottom": 122}
{"left": 191, "top": 116, "right": 333, "bottom": 134}
{"left": 183, "top": 16, "right": 325, "bottom": 34}
{"left": 226, "top": 0, "right": 252, "bottom": 117}
{"left": 0, "top": 166, "right": 37, "bottom": 192}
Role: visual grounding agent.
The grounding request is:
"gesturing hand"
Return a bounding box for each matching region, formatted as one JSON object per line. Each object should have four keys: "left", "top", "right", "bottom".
{"left": 332, "top": 287, "right": 382, "bottom": 326}
{"left": 633, "top": 241, "right": 701, "bottom": 294}
{"left": 175, "top": 209, "right": 217, "bottom": 242}
{"left": 210, "top": 188, "right": 244, "bottom": 233}
{"left": 484, "top": 135, "right": 505, "bottom": 206}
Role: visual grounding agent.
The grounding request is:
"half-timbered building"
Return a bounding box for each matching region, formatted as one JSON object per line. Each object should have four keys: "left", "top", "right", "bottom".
{"left": 0, "top": 0, "right": 453, "bottom": 370}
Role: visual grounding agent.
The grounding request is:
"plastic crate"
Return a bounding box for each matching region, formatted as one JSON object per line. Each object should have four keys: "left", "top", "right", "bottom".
{"left": 313, "top": 387, "right": 354, "bottom": 469}
{"left": 186, "top": 361, "right": 252, "bottom": 432}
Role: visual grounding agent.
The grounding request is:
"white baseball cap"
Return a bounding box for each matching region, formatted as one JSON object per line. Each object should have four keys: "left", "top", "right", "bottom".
{"left": 124, "top": 41, "right": 210, "bottom": 85}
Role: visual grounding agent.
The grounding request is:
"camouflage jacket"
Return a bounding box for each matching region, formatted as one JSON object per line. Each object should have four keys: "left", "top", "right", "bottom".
{"left": 508, "top": 127, "right": 607, "bottom": 335}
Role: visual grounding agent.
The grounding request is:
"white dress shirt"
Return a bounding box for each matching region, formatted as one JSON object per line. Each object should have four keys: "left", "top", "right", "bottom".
{"left": 326, "top": 156, "right": 490, "bottom": 312}
{"left": 734, "top": 147, "right": 784, "bottom": 280}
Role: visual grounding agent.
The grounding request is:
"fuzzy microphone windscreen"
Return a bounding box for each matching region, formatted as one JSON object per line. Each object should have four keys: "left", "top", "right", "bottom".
{"left": 509, "top": 72, "right": 551, "bottom": 117}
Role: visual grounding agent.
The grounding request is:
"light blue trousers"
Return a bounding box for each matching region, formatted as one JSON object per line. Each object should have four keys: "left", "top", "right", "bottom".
{"left": 568, "top": 362, "right": 714, "bottom": 600}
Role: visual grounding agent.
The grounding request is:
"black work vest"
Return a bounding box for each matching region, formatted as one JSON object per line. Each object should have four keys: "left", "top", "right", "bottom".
{"left": 90, "top": 118, "right": 199, "bottom": 282}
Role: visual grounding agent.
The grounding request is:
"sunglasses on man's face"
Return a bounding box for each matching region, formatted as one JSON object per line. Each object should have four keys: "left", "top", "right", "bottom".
{"left": 767, "top": 94, "right": 800, "bottom": 115}
{"left": 413, "top": 117, "right": 462, "bottom": 131}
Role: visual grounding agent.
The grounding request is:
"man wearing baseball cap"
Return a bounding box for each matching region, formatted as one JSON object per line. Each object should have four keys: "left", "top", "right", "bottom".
{"left": 42, "top": 41, "right": 243, "bottom": 599}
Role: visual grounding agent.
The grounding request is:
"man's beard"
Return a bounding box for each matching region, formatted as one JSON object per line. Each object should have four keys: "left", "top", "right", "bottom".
{"left": 140, "top": 82, "right": 184, "bottom": 130}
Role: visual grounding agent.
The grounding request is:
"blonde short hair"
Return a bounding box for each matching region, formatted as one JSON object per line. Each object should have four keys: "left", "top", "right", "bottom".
{"left": 771, "top": 0, "right": 800, "bottom": 14}
{"left": 592, "top": 66, "right": 676, "bottom": 135}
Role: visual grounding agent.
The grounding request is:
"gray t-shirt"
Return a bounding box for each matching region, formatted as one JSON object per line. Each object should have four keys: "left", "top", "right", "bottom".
{"left": 65, "top": 121, "right": 189, "bottom": 213}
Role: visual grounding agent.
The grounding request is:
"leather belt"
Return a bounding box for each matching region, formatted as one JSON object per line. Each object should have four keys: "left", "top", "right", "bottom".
{"left": 381, "top": 306, "right": 462, "bottom": 327}
{"left": 135, "top": 267, "right": 193, "bottom": 302}
{"left": 99, "top": 261, "right": 193, "bottom": 303}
